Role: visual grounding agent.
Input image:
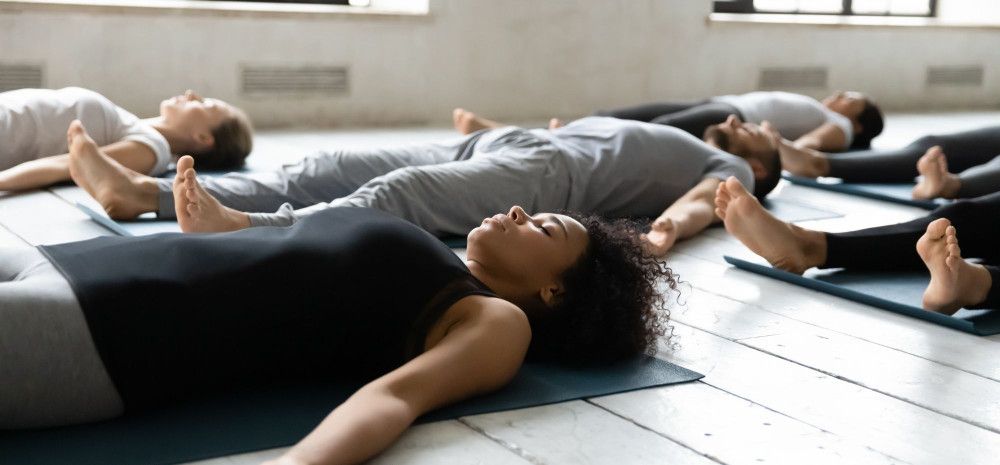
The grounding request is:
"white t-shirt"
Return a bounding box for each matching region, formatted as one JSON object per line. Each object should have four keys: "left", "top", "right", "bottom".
{"left": 713, "top": 91, "right": 854, "bottom": 148}
{"left": 0, "top": 87, "right": 171, "bottom": 174}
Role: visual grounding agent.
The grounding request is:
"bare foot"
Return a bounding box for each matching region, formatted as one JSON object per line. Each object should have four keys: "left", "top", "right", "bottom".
{"left": 548, "top": 118, "right": 564, "bottom": 130}
{"left": 916, "top": 219, "right": 992, "bottom": 315}
{"left": 912, "top": 146, "right": 961, "bottom": 200}
{"left": 66, "top": 120, "right": 159, "bottom": 219}
{"left": 452, "top": 108, "right": 504, "bottom": 135}
{"left": 777, "top": 140, "right": 830, "bottom": 178}
{"left": 715, "top": 176, "right": 827, "bottom": 274}
{"left": 173, "top": 156, "right": 250, "bottom": 233}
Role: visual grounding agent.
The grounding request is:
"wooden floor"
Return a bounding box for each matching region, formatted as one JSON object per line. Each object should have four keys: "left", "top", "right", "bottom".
{"left": 2, "top": 112, "right": 999, "bottom": 465}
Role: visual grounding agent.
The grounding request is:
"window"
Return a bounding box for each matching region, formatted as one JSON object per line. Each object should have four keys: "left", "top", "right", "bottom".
{"left": 713, "top": 0, "right": 937, "bottom": 17}
{"left": 198, "top": 0, "right": 367, "bottom": 5}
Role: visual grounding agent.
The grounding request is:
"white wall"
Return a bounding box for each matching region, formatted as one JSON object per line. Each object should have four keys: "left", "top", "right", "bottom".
{"left": 1, "top": 0, "right": 998, "bottom": 127}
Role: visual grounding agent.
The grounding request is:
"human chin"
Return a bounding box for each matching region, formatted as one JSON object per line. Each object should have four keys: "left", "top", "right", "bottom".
{"left": 159, "top": 99, "right": 180, "bottom": 119}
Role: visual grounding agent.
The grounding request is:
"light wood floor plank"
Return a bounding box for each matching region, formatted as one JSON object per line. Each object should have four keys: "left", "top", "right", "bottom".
{"left": 662, "top": 322, "right": 1000, "bottom": 465}
{"left": 665, "top": 251, "right": 1000, "bottom": 381}
{"left": 461, "top": 400, "right": 718, "bottom": 465}
{"left": 0, "top": 190, "right": 109, "bottom": 245}
{"left": 593, "top": 382, "right": 910, "bottom": 465}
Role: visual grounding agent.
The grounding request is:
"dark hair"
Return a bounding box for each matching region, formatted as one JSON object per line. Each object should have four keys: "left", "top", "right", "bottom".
{"left": 703, "top": 125, "right": 781, "bottom": 200}
{"left": 192, "top": 108, "right": 254, "bottom": 170}
{"left": 752, "top": 146, "right": 782, "bottom": 200}
{"left": 523, "top": 214, "right": 675, "bottom": 365}
{"left": 850, "top": 98, "right": 884, "bottom": 150}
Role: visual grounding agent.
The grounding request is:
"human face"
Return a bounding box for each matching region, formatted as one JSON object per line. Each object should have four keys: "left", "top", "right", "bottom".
{"left": 822, "top": 91, "right": 867, "bottom": 119}
{"left": 159, "top": 90, "right": 235, "bottom": 141}
{"left": 466, "top": 206, "right": 589, "bottom": 295}
{"left": 704, "top": 114, "right": 778, "bottom": 159}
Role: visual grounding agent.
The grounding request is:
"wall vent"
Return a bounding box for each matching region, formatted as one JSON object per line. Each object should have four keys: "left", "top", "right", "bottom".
{"left": 926, "top": 65, "right": 983, "bottom": 87}
{"left": 0, "top": 64, "right": 44, "bottom": 92}
{"left": 758, "top": 67, "right": 828, "bottom": 89}
{"left": 241, "top": 65, "right": 349, "bottom": 95}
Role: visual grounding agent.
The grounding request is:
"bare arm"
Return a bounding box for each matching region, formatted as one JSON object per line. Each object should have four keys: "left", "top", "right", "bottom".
{"left": 792, "top": 122, "right": 848, "bottom": 152}
{"left": 776, "top": 138, "right": 831, "bottom": 178}
{"left": 267, "top": 296, "right": 531, "bottom": 465}
{"left": 641, "top": 176, "right": 721, "bottom": 257}
{"left": 0, "top": 140, "right": 157, "bottom": 191}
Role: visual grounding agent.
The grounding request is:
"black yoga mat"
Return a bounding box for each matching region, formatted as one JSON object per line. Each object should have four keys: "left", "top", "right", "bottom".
{"left": 784, "top": 174, "right": 949, "bottom": 210}
{"left": 725, "top": 255, "right": 1000, "bottom": 336}
{"left": 0, "top": 356, "right": 701, "bottom": 465}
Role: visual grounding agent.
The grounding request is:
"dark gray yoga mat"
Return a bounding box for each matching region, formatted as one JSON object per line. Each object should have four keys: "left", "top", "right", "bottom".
{"left": 75, "top": 197, "right": 840, "bottom": 248}
{"left": 724, "top": 256, "right": 1000, "bottom": 336}
{"left": 0, "top": 356, "right": 701, "bottom": 465}
{"left": 784, "top": 174, "right": 950, "bottom": 210}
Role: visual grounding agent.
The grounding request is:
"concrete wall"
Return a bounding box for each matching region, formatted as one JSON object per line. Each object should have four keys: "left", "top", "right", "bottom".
{"left": 1, "top": 0, "right": 998, "bottom": 127}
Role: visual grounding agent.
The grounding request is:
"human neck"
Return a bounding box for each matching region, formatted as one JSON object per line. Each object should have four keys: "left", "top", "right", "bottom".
{"left": 145, "top": 117, "right": 194, "bottom": 155}
{"left": 466, "top": 259, "right": 533, "bottom": 308}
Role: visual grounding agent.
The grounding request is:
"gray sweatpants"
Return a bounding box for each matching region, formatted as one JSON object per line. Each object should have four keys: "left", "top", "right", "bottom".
{"left": 0, "top": 247, "right": 123, "bottom": 429}
{"left": 156, "top": 128, "right": 580, "bottom": 236}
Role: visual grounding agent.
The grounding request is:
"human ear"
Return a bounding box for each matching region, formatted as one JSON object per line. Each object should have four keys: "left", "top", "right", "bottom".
{"left": 749, "top": 158, "right": 768, "bottom": 180}
{"left": 538, "top": 283, "right": 564, "bottom": 308}
{"left": 193, "top": 130, "right": 215, "bottom": 150}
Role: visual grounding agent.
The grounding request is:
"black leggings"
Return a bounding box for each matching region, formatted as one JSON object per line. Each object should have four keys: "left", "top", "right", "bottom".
{"left": 824, "top": 192, "right": 1000, "bottom": 309}
{"left": 827, "top": 125, "right": 1000, "bottom": 191}
{"left": 594, "top": 100, "right": 741, "bottom": 139}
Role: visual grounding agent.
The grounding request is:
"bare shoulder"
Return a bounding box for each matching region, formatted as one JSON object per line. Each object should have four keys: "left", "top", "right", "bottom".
{"left": 449, "top": 294, "right": 531, "bottom": 340}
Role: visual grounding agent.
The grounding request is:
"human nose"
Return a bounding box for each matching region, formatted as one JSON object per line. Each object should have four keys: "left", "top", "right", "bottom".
{"left": 508, "top": 206, "right": 529, "bottom": 224}
{"left": 184, "top": 90, "right": 203, "bottom": 102}
{"left": 726, "top": 114, "right": 741, "bottom": 128}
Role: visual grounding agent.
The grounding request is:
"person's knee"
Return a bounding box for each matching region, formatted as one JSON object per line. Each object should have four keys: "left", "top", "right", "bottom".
{"left": 931, "top": 199, "right": 977, "bottom": 224}
{"left": 912, "top": 135, "right": 944, "bottom": 151}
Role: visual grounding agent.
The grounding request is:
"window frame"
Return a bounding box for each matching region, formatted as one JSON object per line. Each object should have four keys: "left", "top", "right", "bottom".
{"left": 712, "top": 0, "right": 938, "bottom": 17}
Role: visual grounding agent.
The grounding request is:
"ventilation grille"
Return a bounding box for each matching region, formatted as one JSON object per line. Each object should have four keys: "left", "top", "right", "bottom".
{"left": 0, "top": 64, "right": 44, "bottom": 91}
{"left": 926, "top": 65, "right": 983, "bottom": 87}
{"left": 241, "top": 65, "right": 349, "bottom": 95}
{"left": 758, "top": 67, "right": 828, "bottom": 89}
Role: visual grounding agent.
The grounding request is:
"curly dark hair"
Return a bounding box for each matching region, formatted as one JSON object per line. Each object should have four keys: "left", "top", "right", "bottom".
{"left": 523, "top": 214, "right": 677, "bottom": 365}
{"left": 191, "top": 107, "right": 254, "bottom": 170}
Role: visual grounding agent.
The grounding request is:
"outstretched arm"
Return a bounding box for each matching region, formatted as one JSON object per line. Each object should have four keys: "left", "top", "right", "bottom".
{"left": 266, "top": 296, "right": 530, "bottom": 465}
{"left": 642, "top": 176, "right": 722, "bottom": 257}
{"left": 0, "top": 140, "right": 157, "bottom": 191}
{"left": 793, "top": 122, "right": 848, "bottom": 152}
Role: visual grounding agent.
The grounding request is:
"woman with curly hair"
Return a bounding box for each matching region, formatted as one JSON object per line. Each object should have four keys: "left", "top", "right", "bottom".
{"left": 0, "top": 126, "right": 675, "bottom": 465}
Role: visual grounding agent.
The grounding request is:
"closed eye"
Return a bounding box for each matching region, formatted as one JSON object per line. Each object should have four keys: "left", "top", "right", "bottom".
{"left": 535, "top": 223, "right": 551, "bottom": 236}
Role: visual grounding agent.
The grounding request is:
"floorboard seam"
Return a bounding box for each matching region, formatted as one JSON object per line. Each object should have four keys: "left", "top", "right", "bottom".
{"left": 455, "top": 418, "right": 545, "bottom": 465}
{"left": 593, "top": 380, "right": 916, "bottom": 465}
{"left": 671, "top": 249, "right": 1000, "bottom": 382}
{"left": 582, "top": 396, "right": 728, "bottom": 465}
{"left": 673, "top": 321, "right": 1000, "bottom": 436}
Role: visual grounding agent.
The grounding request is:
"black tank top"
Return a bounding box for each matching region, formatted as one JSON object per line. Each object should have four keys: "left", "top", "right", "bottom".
{"left": 40, "top": 208, "right": 496, "bottom": 409}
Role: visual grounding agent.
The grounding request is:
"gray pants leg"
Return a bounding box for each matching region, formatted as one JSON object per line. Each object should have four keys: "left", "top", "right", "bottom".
{"left": 0, "top": 247, "right": 123, "bottom": 429}
{"left": 249, "top": 129, "right": 576, "bottom": 236}
{"left": 957, "top": 154, "right": 1000, "bottom": 198}
{"left": 156, "top": 135, "right": 479, "bottom": 219}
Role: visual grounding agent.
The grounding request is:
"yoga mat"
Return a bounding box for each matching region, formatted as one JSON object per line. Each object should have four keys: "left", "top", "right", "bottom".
{"left": 724, "top": 256, "right": 1000, "bottom": 336}
{"left": 76, "top": 203, "right": 181, "bottom": 237}
{"left": 76, "top": 200, "right": 837, "bottom": 248}
{"left": 784, "top": 175, "right": 949, "bottom": 210}
{"left": 0, "top": 356, "right": 701, "bottom": 465}
{"left": 77, "top": 202, "right": 469, "bottom": 249}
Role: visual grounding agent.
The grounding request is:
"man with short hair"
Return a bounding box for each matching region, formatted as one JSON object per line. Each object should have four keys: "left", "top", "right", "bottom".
{"left": 69, "top": 110, "right": 782, "bottom": 256}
